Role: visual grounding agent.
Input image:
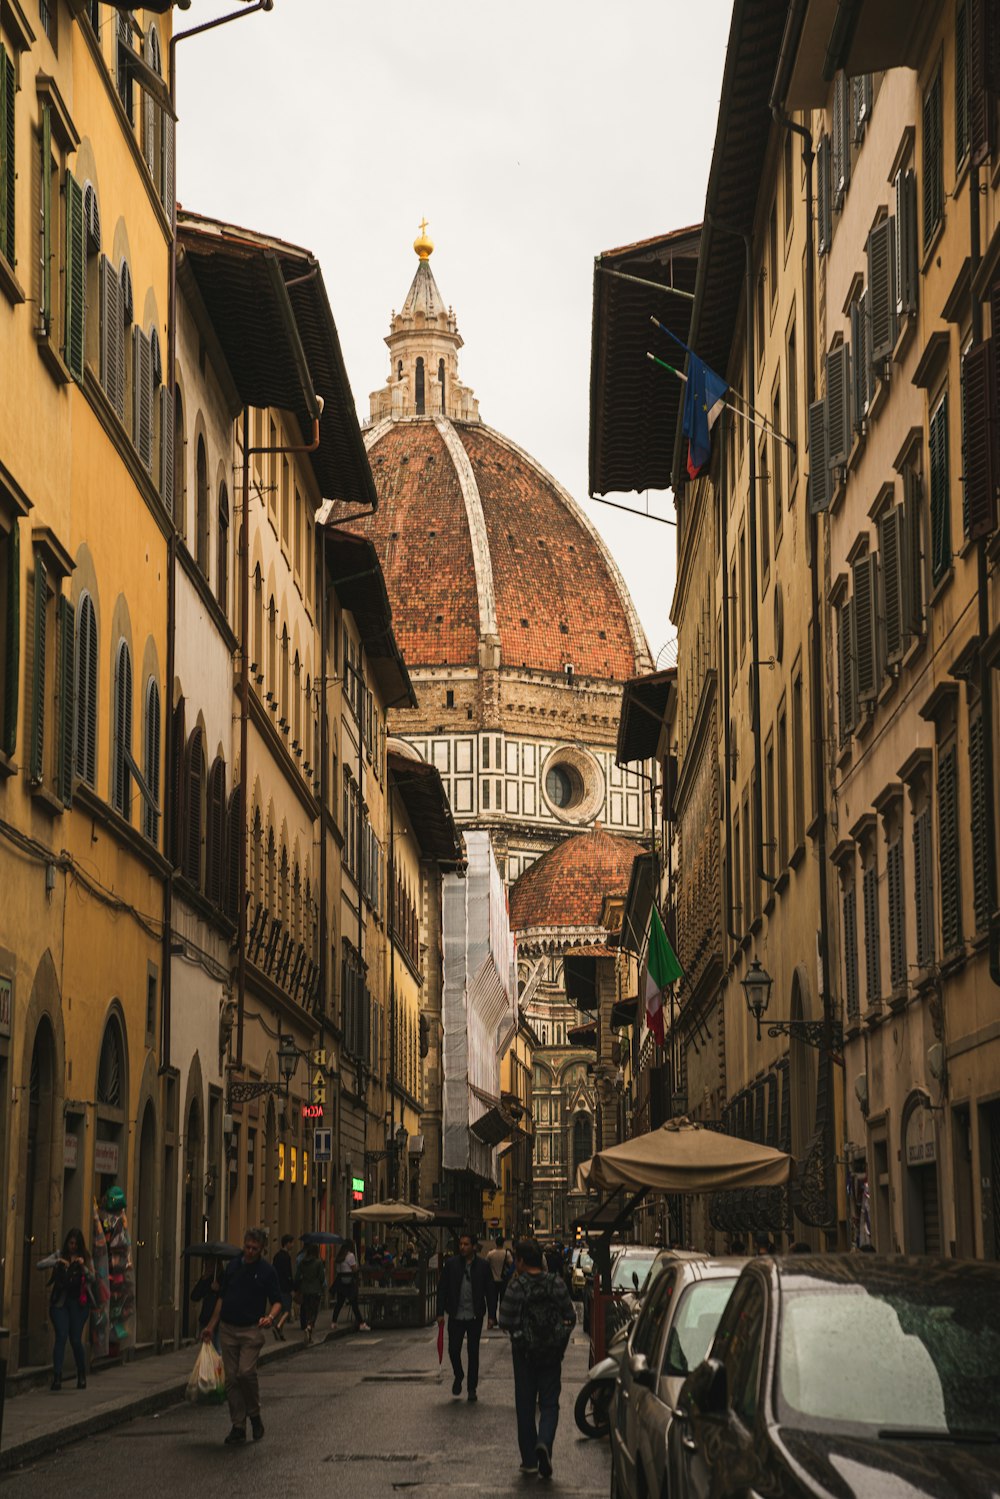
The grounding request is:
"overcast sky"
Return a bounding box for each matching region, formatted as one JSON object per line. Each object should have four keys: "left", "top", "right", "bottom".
{"left": 176, "top": 0, "right": 732, "bottom": 662}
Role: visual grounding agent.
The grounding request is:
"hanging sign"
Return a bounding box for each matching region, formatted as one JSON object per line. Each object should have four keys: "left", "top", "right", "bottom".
{"left": 314, "top": 1128, "right": 333, "bottom": 1162}
{"left": 310, "top": 1049, "right": 327, "bottom": 1109}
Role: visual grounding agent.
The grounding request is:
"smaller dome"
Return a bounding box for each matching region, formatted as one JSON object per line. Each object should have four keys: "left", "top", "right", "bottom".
{"left": 413, "top": 217, "right": 434, "bottom": 261}
{"left": 510, "top": 825, "right": 643, "bottom": 934}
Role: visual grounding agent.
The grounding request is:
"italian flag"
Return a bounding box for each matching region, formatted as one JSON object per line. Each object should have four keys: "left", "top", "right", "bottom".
{"left": 645, "top": 906, "right": 683, "bottom": 1046}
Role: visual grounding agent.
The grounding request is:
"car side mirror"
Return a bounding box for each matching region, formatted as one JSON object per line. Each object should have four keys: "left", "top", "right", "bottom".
{"left": 685, "top": 1357, "right": 727, "bottom": 1417}
{"left": 629, "top": 1352, "right": 656, "bottom": 1390}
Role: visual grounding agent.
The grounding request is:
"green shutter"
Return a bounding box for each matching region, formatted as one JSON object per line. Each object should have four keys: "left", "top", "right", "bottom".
{"left": 969, "top": 711, "right": 990, "bottom": 933}
{"left": 2, "top": 519, "right": 18, "bottom": 757}
{"left": 65, "top": 171, "right": 86, "bottom": 382}
{"left": 41, "top": 105, "right": 52, "bottom": 332}
{"left": 929, "top": 396, "right": 951, "bottom": 584}
{"left": 0, "top": 45, "right": 15, "bottom": 266}
{"left": 30, "top": 550, "right": 47, "bottom": 782}
{"left": 58, "top": 594, "right": 75, "bottom": 806}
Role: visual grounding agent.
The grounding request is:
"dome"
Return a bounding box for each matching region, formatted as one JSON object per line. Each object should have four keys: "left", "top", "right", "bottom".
{"left": 352, "top": 248, "right": 650, "bottom": 683}
{"left": 509, "top": 824, "right": 644, "bottom": 934}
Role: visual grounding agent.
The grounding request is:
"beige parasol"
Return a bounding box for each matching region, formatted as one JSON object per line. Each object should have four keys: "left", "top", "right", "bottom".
{"left": 582, "top": 1117, "right": 791, "bottom": 1195}
{"left": 350, "top": 1199, "right": 436, "bottom": 1224}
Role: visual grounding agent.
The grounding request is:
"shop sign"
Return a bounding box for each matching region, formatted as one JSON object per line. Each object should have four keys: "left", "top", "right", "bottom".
{"left": 314, "top": 1128, "right": 332, "bottom": 1162}
{"left": 351, "top": 1173, "right": 365, "bottom": 1204}
{"left": 95, "top": 1139, "right": 119, "bottom": 1175}
{"left": 0, "top": 975, "right": 11, "bottom": 1038}
{"left": 63, "top": 1133, "right": 79, "bottom": 1169}
{"left": 302, "top": 1104, "right": 323, "bottom": 1119}
{"left": 905, "top": 1105, "right": 936, "bottom": 1166}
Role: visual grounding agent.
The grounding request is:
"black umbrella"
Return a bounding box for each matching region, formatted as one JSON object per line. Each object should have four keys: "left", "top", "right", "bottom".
{"left": 182, "top": 1240, "right": 242, "bottom": 1259}
{"left": 301, "top": 1231, "right": 344, "bottom": 1246}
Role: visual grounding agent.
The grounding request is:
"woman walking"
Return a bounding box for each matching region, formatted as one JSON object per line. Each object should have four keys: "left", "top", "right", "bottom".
{"left": 49, "top": 1228, "right": 95, "bottom": 1391}
{"left": 294, "top": 1243, "right": 327, "bottom": 1342}
{"left": 330, "top": 1241, "right": 370, "bottom": 1332}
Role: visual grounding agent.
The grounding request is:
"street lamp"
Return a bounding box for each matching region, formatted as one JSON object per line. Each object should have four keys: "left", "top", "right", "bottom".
{"left": 278, "top": 1033, "right": 301, "bottom": 1091}
{"left": 741, "top": 960, "right": 774, "bottom": 1042}
{"left": 741, "top": 958, "right": 843, "bottom": 1058}
{"left": 228, "top": 1034, "right": 305, "bottom": 1106}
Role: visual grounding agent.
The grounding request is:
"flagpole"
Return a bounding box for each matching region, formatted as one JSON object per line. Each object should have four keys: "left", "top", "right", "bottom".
{"left": 646, "top": 353, "right": 792, "bottom": 450}
{"left": 648, "top": 319, "right": 798, "bottom": 452}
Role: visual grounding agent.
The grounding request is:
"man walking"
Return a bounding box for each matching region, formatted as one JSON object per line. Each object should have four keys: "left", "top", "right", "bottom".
{"left": 436, "top": 1232, "right": 497, "bottom": 1402}
{"left": 499, "top": 1238, "right": 576, "bottom": 1479}
{"left": 487, "top": 1234, "right": 513, "bottom": 1308}
{"left": 202, "top": 1227, "right": 282, "bottom": 1446}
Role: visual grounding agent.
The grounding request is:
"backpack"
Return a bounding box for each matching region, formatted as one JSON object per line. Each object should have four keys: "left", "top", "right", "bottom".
{"left": 514, "top": 1273, "right": 572, "bottom": 1362}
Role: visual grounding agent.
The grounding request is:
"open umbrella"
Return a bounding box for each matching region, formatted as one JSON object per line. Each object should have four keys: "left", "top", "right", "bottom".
{"left": 181, "top": 1240, "right": 242, "bottom": 1259}
{"left": 301, "top": 1231, "right": 344, "bottom": 1246}
{"left": 585, "top": 1117, "right": 791, "bottom": 1195}
{"left": 350, "top": 1199, "right": 435, "bottom": 1224}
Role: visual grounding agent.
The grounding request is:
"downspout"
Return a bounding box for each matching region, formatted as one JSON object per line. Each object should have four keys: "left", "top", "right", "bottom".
{"left": 742, "top": 232, "right": 773, "bottom": 894}
{"left": 720, "top": 410, "right": 741, "bottom": 944}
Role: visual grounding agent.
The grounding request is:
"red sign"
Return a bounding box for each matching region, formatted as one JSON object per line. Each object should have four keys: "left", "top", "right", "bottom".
{"left": 302, "top": 1104, "right": 324, "bottom": 1119}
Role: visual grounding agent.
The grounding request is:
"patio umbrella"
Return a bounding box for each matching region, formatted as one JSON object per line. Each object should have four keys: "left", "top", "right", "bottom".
{"left": 301, "top": 1231, "right": 344, "bottom": 1246}
{"left": 181, "top": 1240, "right": 242, "bottom": 1259}
{"left": 350, "top": 1199, "right": 435, "bottom": 1224}
{"left": 586, "top": 1117, "right": 791, "bottom": 1195}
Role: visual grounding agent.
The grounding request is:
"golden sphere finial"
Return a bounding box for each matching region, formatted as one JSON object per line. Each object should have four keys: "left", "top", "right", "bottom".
{"left": 413, "top": 217, "right": 434, "bottom": 260}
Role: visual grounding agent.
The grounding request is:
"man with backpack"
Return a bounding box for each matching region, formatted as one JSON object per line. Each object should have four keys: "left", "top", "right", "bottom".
{"left": 499, "top": 1238, "right": 576, "bottom": 1478}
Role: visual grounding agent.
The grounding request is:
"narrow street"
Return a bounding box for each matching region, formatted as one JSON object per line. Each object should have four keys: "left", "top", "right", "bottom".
{"left": 2, "top": 1321, "right": 608, "bottom": 1498}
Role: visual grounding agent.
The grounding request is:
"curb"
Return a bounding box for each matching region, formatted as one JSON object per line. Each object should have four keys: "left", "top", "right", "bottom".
{"left": 0, "top": 1335, "right": 309, "bottom": 1472}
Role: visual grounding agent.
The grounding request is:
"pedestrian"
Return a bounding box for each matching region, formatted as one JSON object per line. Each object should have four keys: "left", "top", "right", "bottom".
{"left": 201, "top": 1227, "right": 282, "bottom": 1446}
{"left": 48, "top": 1228, "right": 95, "bottom": 1391}
{"left": 754, "top": 1232, "right": 773, "bottom": 1256}
{"left": 543, "top": 1242, "right": 563, "bottom": 1275}
{"left": 271, "top": 1234, "right": 294, "bottom": 1340}
{"left": 294, "top": 1242, "right": 327, "bottom": 1342}
{"left": 436, "top": 1231, "right": 498, "bottom": 1403}
{"left": 499, "top": 1238, "right": 575, "bottom": 1479}
{"left": 330, "top": 1241, "right": 370, "bottom": 1332}
{"left": 487, "top": 1233, "right": 513, "bottom": 1307}
{"left": 190, "top": 1255, "right": 224, "bottom": 1352}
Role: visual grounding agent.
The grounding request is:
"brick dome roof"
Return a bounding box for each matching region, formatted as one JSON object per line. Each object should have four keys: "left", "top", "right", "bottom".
{"left": 509, "top": 825, "right": 644, "bottom": 934}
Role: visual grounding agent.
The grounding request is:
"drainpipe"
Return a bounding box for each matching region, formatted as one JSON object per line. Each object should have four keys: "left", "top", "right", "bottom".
{"left": 720, "top": 409, "right": 741, "bottom": 944}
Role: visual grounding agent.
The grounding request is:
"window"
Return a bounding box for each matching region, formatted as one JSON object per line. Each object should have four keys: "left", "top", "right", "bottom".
{"left": 0, "top": 43, "right": 17, "bottom": 272}
{"left": 171, "top": 385, "right": 183, "bottom": 531}
{"left": 764, "top": 734, "right": 775, "bottom": 881}
{"left": 922, "top": 69, "right": 944, "bottom": 248}
{"left": 112, "top": 639, "right": 133, "bottom": 818}
{"left": 792, "top": 669, "right": 805, "bottom": 849}
{"left": 217, "top": 484, "right": 228, "bottom": 615}
{"left": 887, "top": 834, "right": 907, "bottom": 991}
{"left": 768, "top": 198, "right": 778, "bottom": 306}
{"left": 862, "top": 857, "right": 881, "bottom": 1004}
{"left": 721, "top": 1278, "right": 766, "bottom": 1427}
{"left": 729, "top": 561, "right": 738, "bottom": 686}
{"left": 1, "top": 516, "right": 20, "bottom": 758}
{"left": 438, "top": 357, "right": 446, "bottom": 412}
{"left": 195, "top": 437, "right": 209, "bottom": 576}
{"left": 205, "top": 757, "right": 226, "bottom": 906}
{"left": 772, "top": 382, "right": 783, "bottom": 541}
{"left": 913, "top": 804, "right": 935, "bottom": 968}
{"left": 758, "top": 437, "right": 770, "bottom": 581}
{"left": 415, "top": 356, "right": 425, "bottom": 415}
{"left": 969, "top": 707, "right": 990, "bottom": 934}
{"left": 832, "top": 72, "right": 850, "bottom": 209}
{"left": 73, "top": 590, "right": 97, "bottom": 786}
{"left": 252, "top": 565, "right": 263, "bottom": 671}
{"left": 738, "top": 529, "right": 747, "bottom": 654}
{"left": 817, "top": 133, "right": 832, "bottom": 254}
{"left": 182, "top": 728, "right": 205, "bottom": 886}
{"left": 928, "top": 393, "right": 951, "bottom": 585}
{"left": 131, "top": 325, "right": 153, "bottom": 472}
{"left": 39, "top": 1, "right": 55, "bottom": 47}
{"left": 782, "top": 130, "right": 794, "bottom": 235}
{"left": 294, "top": 485, "right": 302, "bottom": 576}
{"left": 116, "top": 11, "right": 134, "bottom": 119}
{"left": 280, "top": 624, "right": 289, "bottom": 726}
{"left": 843, "top": 880, "right": 860, "bottom": 1021}
{"left": 937, "top": 743, "right": 962, "bottom": 955}
{"left": 837, "top": 597, "right": 857, "bottom": 744}
{"left": 142, "top": 675, "right": 160, "bottom": 844}
{"left": 851, "top": 73, "right": 873, "bottom": 141}
{"left": 776, "top": 705, "right": 788, "bottom": 867}
{"left": 281, "top": 456, "right": 290, "bottom": 546}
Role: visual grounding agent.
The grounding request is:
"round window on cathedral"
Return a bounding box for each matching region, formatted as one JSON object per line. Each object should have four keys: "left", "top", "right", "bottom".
{"left": 545, "top": 762, "right": 583, "bottom": 810}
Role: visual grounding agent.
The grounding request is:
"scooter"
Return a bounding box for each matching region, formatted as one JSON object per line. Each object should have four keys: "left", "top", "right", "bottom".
{"left": 574, "top": 1313, "right": 632, "bottom": 1438}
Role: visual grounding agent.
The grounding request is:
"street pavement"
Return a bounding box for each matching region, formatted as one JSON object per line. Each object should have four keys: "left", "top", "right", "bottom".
{"left": 2, "top": 1316, "right": 609, "bottom": 1497}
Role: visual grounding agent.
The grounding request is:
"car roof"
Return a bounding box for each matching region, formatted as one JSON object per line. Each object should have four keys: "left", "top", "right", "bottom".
{"left": 768, "top": 1253, "right": 1000, "bottom": 1290}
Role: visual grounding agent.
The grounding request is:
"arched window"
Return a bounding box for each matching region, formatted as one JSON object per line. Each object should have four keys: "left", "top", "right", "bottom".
{"left": 143, "top": 675, "right": 160, "bottom": 844}
{"left": 143, "top": 25, "right": 162, "bottom": 181}
{"left": 397, "top": 359, "right": 403, "bottom": 381}
{"left": 250, "top": 803, "right": 263, "bottom": 905}
{"left": 75, "top": 592, "right": 98, "bottom": 787}
{"left": 225, "top": 782, "right": 242, "bottom": 922}
{"left": 83, "top": 184, "right": 101, "bottom": 372}
{"left": 195, "top": 436, "right": 209, "bottom": 576}
{"left": 292, "top": 652, "right": 301, "bottom": 747}
{"left": 173, "top": 386, "right": 185, "bottom": 537}
{"left": 279, "top": 843, "right": 289, "bottom": 927}
{"left": 572, "top": 1113, "right": 593, "bottom": 1175}
{"left": 292, "top": 862, "right": 301, "bottom": 943}
{"left": 415, "top": 357, "right": 425, "bottom": 415}
{"left": 265, "top": 824, "right": 276, "bottom": 911}
{"left": 170, "top": 695, "right": 185, "bottom": 865}
{"left": 182, "top": 728, "right": 205, "bottom": 886}
{"left": 252, "top": 565, "right": 263, "bottom": 674}
{"left": 216, "top": 483, "right": 229, "bottom": 615}
{"left": 205, "top": 756, "right": 226, "bottom": 906}
{"left": 97, "top": 1015, "right": 125, "bottom": 1108}
{"left": 112, "top": 639, "right": 133, "bottom": 817}
{"left": 438, "top": 357, "right": 446, "bottom": 412}
{"left": 280, "top": 625, "right": 289, "bottom": 726}
{"left": 267, "top": 598, "right": 276, "bottom": 698}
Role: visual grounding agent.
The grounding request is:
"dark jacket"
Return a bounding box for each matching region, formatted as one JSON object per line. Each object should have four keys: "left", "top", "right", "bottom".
{"left": 436, "top": 1253, "right": 498, "bottom": 1322}
{"left": 499, "top": 1268, "right": 576, "bottom": 1350}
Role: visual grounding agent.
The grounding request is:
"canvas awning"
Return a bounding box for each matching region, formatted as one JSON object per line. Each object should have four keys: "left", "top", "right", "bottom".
{"left": 580, "top": 1117, "right": 791, "bottom": 1195}
{"left": 350, "top": 1199, "right": 435, "bottom": 1224}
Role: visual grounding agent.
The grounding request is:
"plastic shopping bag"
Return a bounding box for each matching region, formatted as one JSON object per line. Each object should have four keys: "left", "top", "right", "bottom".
{"left": 186, "top": 1341, "right": 226, "bottom": 1404}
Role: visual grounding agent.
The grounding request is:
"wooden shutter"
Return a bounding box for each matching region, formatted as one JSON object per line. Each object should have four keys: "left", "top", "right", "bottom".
{"left": 895, "top": 168, "right": 918, "bottom": 316}
{"left": 913, "top": 807, "right": 935, "bottom": 967}
{"left": 183, "top": 729, "right": 204, "bottom": 886}
{"left": 133, "top": 327, "right": 153, "bottom": 472}
{"left": 57, "top": 595, "right": 75, "bottom": 807}
{"left": 929, "top": 396, "right": 951, "bottom": 584}
{"left": 922, "top": 76, "right": 944, "bottom": 246}
{"left": 75, "top": 593, "right": 97, "bottom": 786}
{"left": 853, "top": 552, "right": 879, "bottom": 702}
{"left": 868, "top": 218, "right": 897, "bottom": 361}
{"left": 962, "top": 340, "right": 996, "bottom": 540}
{"left": 832, "top": 73, "right": 850, "bottom": 208}
{"left": 969, "top": 0, "right": 997, "bottom": 167}
{"left": 957, "top": 0, "right": 970, "bottom": 163}
{"left": 826, "top": 343, "right": 852, "bottom": 468}
{"left": 817, "top": 134, "right": 832, "bottom": 254}
{"left": 159, "top": 384, "right": 174, "bottom": 508}
{"left": 225, "top": 783, "right": 242, "bottom": 922}
{"left": 938, "top": 746, "right": 963, "bottom": 955}
{"left": 170, "top": 695, "right": 185, "bottom": 866}
{"left": 114, "top": 641, "right": 132, "bottom": 817}
{"left": 40, "top": 106, "right": 52, "bottom": 334}
{"left": 0, "top": 44, "right": 15, "bottom": 266}
{"left": 887, "top": 837, "right": 907, "bottom": 990}
{"left": 100, "top": 255, "right": 122, "bottom": 413}
{"left": 837, "top": 599, "right": 858, "bottom": 742}
{"left": 969, "top": 710, "right": 990, "bottom": 933}
{"left": 863, "top": 862, "right": 881, "bottom": 1002}
{"left": 163, "top": 113, "right": 175, "bottom": 226}
{"left": 807, "top": 396, "right": 830, "bottom": 513}
{"left": 30, "top": 551, "right": 46, "bottom": 783}
{"left": 851, "top": 297, "right": 868, "bottom": 430}
{"left": 205, "top": 759, "right": 225, "bottom": 906}
{"left": 903, "top": 467, "right": 924, "bottom": 633}
{"left": 2, "top": 519, "right": 18, "bottom": 758}
{"left": 143, "top": 678, "right": 160, "bottom": 843}
{"left": 879, "top": 504, "right": 907, "bottom": 664}
{"left": 64, "top": 172, "right": 86, "bottom": 382}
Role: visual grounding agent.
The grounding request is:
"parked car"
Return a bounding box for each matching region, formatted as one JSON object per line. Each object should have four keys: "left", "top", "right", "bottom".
{"left": 570, "top": 1246, "right": 594, "bottom": 1300}
{"left": 610, "top": 1258, "right": 740, "bottom": 1498}
{"left": 668, "top": 1255, "right": 1000, "bottom": 1499}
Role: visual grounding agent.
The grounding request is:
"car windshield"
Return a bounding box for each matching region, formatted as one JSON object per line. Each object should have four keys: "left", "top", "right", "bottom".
{"left": 776, "top": 1279, "right": 1000, "bottom": 1439}
{"left": 611, "top": 1250, "right": 658, "bottom": 1292}
{"left": 578, "top": 1252, "right": 593, "bottom": 1272}
{"left": 662, "top": 1278, "right": 738, "bottom": 1378}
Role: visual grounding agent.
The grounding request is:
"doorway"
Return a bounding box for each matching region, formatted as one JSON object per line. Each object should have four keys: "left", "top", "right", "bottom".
{"left": 181, "top": 1097, "right": 202, "bottom": 1339}
{"left": 19, "top": 1020, "right": 58, "bottom": 1367}
{"left": 135, "top": 1102, "right": 157, "bottom": 1345}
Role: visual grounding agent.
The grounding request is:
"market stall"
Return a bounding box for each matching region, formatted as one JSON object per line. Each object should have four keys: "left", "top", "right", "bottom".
{"left": 349, "top": 1201, "right": 439, "bottom": 1328}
